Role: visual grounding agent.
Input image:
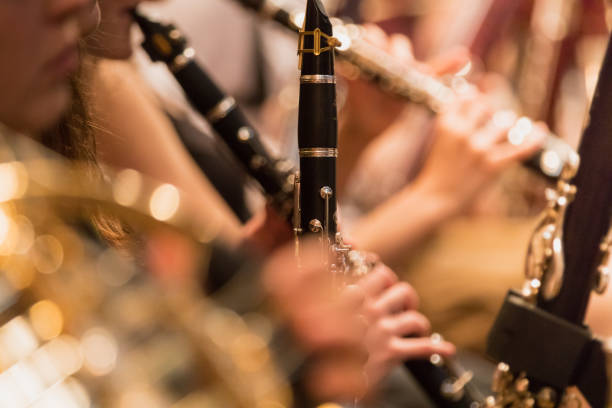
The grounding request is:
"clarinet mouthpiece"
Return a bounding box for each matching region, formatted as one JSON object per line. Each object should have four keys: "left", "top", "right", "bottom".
{"left": 299, "top": 0, "right": 336, "bottom": 75}
{"left": 131, "top": 8, "right": 188, "bottom": 64}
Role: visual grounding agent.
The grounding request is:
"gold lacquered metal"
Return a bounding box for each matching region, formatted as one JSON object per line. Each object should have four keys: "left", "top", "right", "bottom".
{"left": 522, "top": 159, "right": 579, "bottom": 302}
{"left": 0, "top": 130, "right": 292, "bottom": 408}
{"left": 595, "top": 221, "right": 612, "bottom": 294}
{"left": 298, "top": 27, "right": 342, "bottom": 69}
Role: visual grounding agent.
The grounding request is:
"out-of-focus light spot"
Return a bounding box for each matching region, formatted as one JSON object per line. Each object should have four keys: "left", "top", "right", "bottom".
{"left": 455, "top": 60, "right": 473, "bottom": 77}
{"left": 8, "top": 360, "right": 45, "bottom": 404}
{"left": 508, "top": 117, "right": 533, "bottom": 146}
{"left": 34, "top": 380, "right": 86, "bottom": 408}
{"left": 540, "top": 151, "right": 562, "bottom": 177}
{"left": 149, "top": 184, "right": 180, "bottom": 221}
{"left": 334, "top": 27, "right": 351, "bottom": 52}
{"left": 553, "top": 237, "right": 562, "bottom": 253}
{"left": 118, "top": 386, "right": 165, "bottom": 408}
{"left": 291, "top": 11, "right": 305, "bottom": 29}
{"left": 82, "top": 328, "right": 118, "bottom": 376}
{"left": 0, "top": 370, "right": 25, "bottom": 407}
{"left": 492, "top": 110, "right": 517, "bottom": 129}
{"left": 30, "top": 300, "right": 63, "bottom": 341}
{"left": 32, "top": 235, "right": 64, "bottom": 274}
{"left": 0, "top": 162, "right": 27, "bottom": 203}
{"left": 0, "top": 207, "right": 20, "bottom": 256}
{"left": 30, "top": 346, "right": 63, "bottom": 386}
{"left": 13, "top": 215, "right": 34, "bottom": 254}
{"left": 0, "top": 316, "right": 39, "bottom": 367}
{"left": 113, "top": 169, "right": 142, "bottom": 207}
{"left": 0, "top": 208, "right": 10, "bottom": 245}
{"left": 46, "top": 335, "right": 83, "bottom": 376}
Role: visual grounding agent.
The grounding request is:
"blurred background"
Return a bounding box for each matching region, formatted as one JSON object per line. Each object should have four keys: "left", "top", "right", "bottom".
{"left": 135, "top": 0, "right": 612, "bottom": 353}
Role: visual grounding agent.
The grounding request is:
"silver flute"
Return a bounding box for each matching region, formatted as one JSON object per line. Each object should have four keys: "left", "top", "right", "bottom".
{"left": 234, "top": 0, "right": 579, "bottom": 180}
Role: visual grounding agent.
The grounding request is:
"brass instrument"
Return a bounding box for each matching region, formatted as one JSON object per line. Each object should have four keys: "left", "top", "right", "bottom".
{"left": 234, "top": 0, "right": 579, "bottom": 180}
{"left": 0, "top": 129, "right": 291, "bottom": 407}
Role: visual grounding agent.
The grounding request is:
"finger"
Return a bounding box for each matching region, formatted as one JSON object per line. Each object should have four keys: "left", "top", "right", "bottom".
{"left": 471, "top": 115, "right": 514, "bottom": 150}
{"left": 371, "top": 282, "right": 419, "bottom": 316}
{"left": 357, "top": 263, "right": 397, "bottom": 298}
{"left": 305, "top": 350, "right": 368, "bottom": 401}
{"left": 427, "top": 46, "right": 472, "bottom": 77}
{"left": 388, "top": 33, "right": 415, "bottom": 66}
{"left": 390, "top": 337, "right": 456, "bottom": 360}
{"left": 342, "top": 284, "right": 366, "bottom": 310}
{"left": 488, "top": 122, "right": 546, "bottom": 169}
{"left": 362, "top": 24, "right": 389, "bottom": 50}
{"left": 462, "top": 97, "right": 493, "bottom": 131}
{"left": 385, "top": 310, "right": 431, "bottom": 337}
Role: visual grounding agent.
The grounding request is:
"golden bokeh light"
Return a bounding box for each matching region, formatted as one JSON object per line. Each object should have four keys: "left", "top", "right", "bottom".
{"left": 0, "top": 316, "right": 39, "bottom": 369}
{"left": 113, "top": 169, "right": 143, "bottom": 207}
{"left": 149, "top": 184, "right": 180, "bottom": 221}
{"left": 31, "top": 235, "right": 64, "bottom": 274}
{"left": 81, "top": 328, "right": 118, "bottom": 376}
{"left": 30, "top": 300, "right": 64, "bottom": 341}
{"left": 13, "top": 215, "right": 34, "bottom": 255}
{"left": 0, "top": 162, "right": 27, "bottom": 203}
{"left": 46, "top": 335, "right": 84, "bottom": 376}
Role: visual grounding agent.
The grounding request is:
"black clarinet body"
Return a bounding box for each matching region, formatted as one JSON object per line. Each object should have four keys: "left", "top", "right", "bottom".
{"left": 297, "top": 0, "right": 338, "bottom": 244}
{"left": 132, "top": 10, "right": 295, "bottom": 219}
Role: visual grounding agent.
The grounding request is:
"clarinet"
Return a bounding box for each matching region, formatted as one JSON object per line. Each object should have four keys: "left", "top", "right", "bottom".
{"left": 486, "top": 30, "right": 612, "bottom": 408}
{"left": 131, "top": 10, "right": 295, "bottom": 219}
{"left": 233, "top": 0, "right": 578, "bottom": 181}
{"left": 295, "top": 1, "right": 483, "bottom": 407}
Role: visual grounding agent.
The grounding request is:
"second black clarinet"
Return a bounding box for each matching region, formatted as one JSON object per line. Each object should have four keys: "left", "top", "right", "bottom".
{"left": 131, "top": 10, "right": 295, "bottom": 219}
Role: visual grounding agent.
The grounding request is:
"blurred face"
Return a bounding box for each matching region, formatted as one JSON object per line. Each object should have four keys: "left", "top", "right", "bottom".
{"left": 87, "top": 0, "right": 143, "bottom": 59}
{"left": 0, "top": 0, "right": 98, "bottom": 134}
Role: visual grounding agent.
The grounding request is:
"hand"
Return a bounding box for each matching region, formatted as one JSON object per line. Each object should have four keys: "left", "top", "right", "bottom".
{"left": 339, "top": 25, "right": 470, "bottom": 143}
{"left": 262, "top": 241, "right": 369, "bottom": 401}
{"left": 241, "top": 205, "right": 292, "bottom": 255}
{"left": 413, "top": 92, "right": 546, "bottom": 215}
{"left": 357, "top": 264, "right": 455, "bottom": 386}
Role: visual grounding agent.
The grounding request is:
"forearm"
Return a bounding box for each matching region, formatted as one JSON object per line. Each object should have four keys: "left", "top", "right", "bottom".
{"left": 90, "top": 60, "right": 243, "bottom": 244}
{"left": 349, "top": 180, "right": 459, "bottom": 266}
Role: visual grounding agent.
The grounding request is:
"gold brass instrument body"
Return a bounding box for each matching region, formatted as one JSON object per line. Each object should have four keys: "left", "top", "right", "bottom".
{"left": 0, "top": 130, "right": 291, "bottom": 407}
{"left": 522, "top": 158, "right": 580, "bottom": 302}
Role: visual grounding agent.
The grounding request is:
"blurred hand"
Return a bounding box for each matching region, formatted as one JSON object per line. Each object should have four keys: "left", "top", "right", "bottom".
{"left": 339, "top": 25, "right": 470, "bottom": 144}
{"left": 262, "top": 241, "right": 369, "bottom": 401}
{"left": 414, "top": 92, "right": 546, "bottom": 215}
{"left": 241, "top": 205, "right": 292, "bottom": 255}
{"left": 357, "top": 263, "right": 455, "bottom": 386}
